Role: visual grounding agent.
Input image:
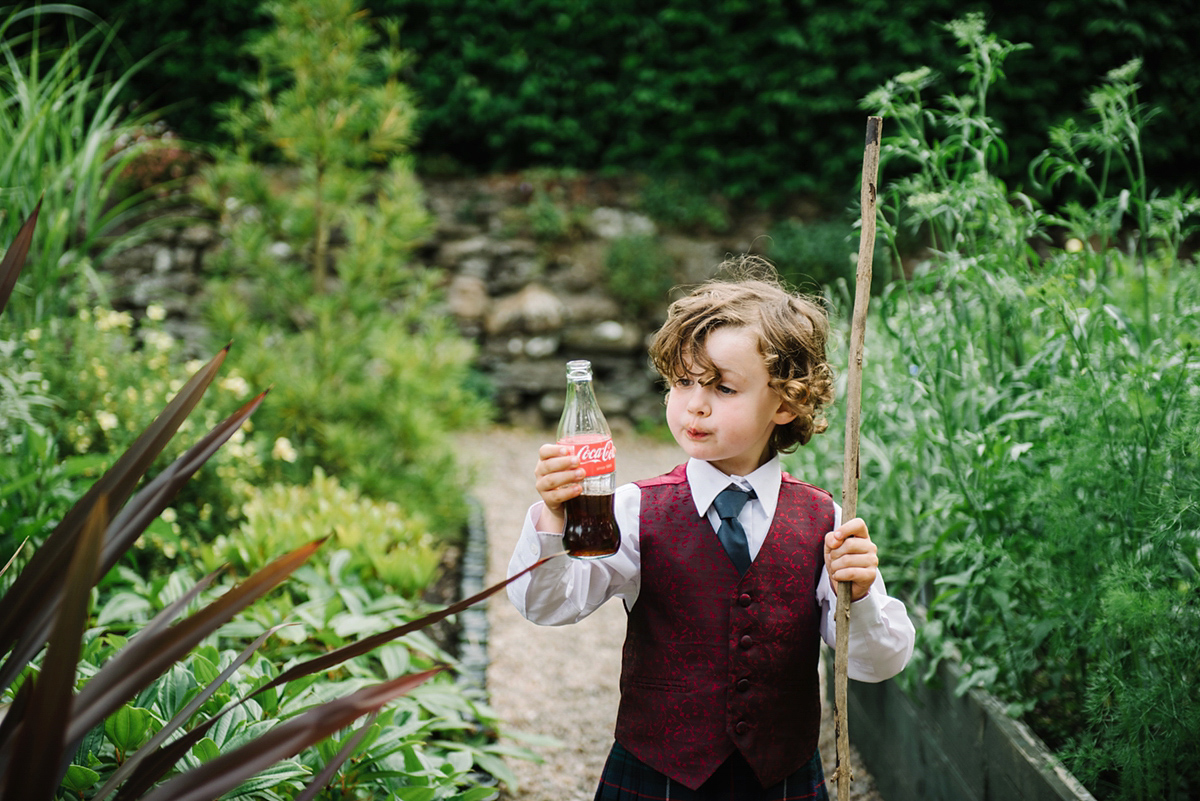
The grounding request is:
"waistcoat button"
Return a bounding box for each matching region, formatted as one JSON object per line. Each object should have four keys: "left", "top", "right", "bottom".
{"left": 738, "top": 593, "right": 752, "bottom": 607}
{"left": 739, "top": 635, "right": 753, "bottom": 649}
{"left": 735, "top": 721, "right": 750, "bottom": 735}
{"left": 736, "top": 678, "right": 750, "bottom": 692}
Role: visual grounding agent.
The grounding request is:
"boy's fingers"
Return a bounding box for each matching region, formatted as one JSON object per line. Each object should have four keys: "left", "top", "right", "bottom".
{"left": 830, "top": 548, "right": 878, "bottom": 571}
{"left": 826, "top": 518, "right": 870, "bottom": 553}
{"left": 538, "top": 443, "right": 573, "bottom": 459}
{"left": 832, "top": 542, "right": 878, "bottom": 566}
{"left": 837, "top": 517, "right": 868, "bottom": 538}
{"left": 536, "top": 470, "right": 584, "bottom": 493}
{"left": 535, "top": 445, "right": 580, "bottom": 477}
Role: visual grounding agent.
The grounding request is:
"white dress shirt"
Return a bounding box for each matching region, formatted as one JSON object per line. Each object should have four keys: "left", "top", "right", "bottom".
{"left": 507, "top": 456, "right": 915, "bottom": 683}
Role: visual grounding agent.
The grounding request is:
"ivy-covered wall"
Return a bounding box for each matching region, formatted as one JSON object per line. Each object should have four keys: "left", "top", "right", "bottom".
{"left": 74, "top": 0, "right": 1199, "bottom": 202}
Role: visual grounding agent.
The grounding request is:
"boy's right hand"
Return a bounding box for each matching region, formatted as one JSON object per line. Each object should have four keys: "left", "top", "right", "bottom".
{"left": 533, "top": 443, "right": 586, "bottom": 533}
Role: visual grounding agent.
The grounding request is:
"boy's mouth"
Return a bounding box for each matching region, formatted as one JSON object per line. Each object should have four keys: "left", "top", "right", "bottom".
{"left": 685, "top": 427, "right": 710, "bottom": 441}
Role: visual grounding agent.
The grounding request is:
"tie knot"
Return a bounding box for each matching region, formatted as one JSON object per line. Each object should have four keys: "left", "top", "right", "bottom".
{"left": 713, "top": 486, "right": 755, "bottom": 520}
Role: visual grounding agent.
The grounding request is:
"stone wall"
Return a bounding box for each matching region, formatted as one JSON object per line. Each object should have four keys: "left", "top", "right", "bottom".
{"left": 103, "top": 173, "right": 777, "bottom": 429}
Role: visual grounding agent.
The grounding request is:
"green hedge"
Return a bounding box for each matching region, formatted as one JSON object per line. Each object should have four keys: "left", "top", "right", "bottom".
{"left": 71, "top": 0, "right": 1199, "bottom": 202}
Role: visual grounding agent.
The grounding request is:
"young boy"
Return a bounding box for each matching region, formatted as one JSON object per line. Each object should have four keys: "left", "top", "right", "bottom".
{"left": 507, "top": 261, "right": 915, "bottom": 800}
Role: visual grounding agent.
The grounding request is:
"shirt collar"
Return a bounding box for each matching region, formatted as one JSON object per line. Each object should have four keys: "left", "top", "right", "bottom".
{"left": 686, "top": 456, "right": 782, "bottom": 520}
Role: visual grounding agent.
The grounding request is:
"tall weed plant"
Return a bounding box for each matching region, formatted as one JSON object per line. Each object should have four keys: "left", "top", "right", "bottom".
{"left": 799, "top": 17, "right": 1200, "bottom": 800}
{"left": 0, "top": 5, "right": 163, "bottom": 328}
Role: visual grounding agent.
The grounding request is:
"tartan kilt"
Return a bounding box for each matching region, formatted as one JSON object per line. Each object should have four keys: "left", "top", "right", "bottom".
{"left": 594, "top": 741, "right": 829, "bottom": 801}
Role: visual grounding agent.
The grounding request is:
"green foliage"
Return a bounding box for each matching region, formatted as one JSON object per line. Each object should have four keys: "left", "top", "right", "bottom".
{"left": 203, "top": 283, "right": 488, "bottom": 534}
{"left": 81, "top": 556, "right": 528, "bottom": 800}
{"left": 0, "top": 5, "right": 163, "bottom": 328}
{"left": 815, "top": 245, "right": 1200, "bottom": 801}
{"left": 0, "top": 171, "right": 524, "bottom": 801}
{"left": 496, "top": 171, "right": 589, "bottom": 243}
{"left": 384, "top": 0, "right": 1199, "bottom": 203}
{"left": 0, "top": 336, "right": 60, "bottom": 563}
{"left": 526, "top": 186, "right": 573, "bottom": 242}
{"left": 783, "top": 18, "right": 1200, "bottom": 799}
{"left": 603, "top": 234, "right": 675, "bottom": 318}
{"left": 197, "top": 0, "right": 488, "bottom": 534}
{"left": 39, "top": 0, "right": 1200, "bottom": 205}
{"left": 764, "top": 219, "right": 890, "bottom": 298}
{"left": 202, "top": 467, "right": 443, "bottom": 597}
{"left": 1063, "top": 562, "right": 1200, "bottom": 799}
{"left": 23, "top": 303, "right": 260, "bottom": 558}
{"left": 211, "top": 0, "right": 428, "bottom": 289}
{"left": 861, "top": 14, "right": 1047, "bottom": 263}
{"left": 636, "top": 174, "right": 730, "bottom": 233}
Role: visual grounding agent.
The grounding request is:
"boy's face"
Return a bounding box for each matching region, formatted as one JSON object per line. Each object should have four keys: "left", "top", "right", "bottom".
{"left": 664, "top": 326, "right": 797, "bottom": 477}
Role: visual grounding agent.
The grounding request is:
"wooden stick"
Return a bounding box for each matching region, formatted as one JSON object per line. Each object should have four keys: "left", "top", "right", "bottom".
{"left": 832, "top": 116, "right": 882, "bottom": 799}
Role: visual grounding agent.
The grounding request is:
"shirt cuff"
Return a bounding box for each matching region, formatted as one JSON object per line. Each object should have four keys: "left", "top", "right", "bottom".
{"left": 847, "top": 587, "right": 887, "bottom": 627}
{"left": 525, "top": 502, "right": 567, "bottom": 560}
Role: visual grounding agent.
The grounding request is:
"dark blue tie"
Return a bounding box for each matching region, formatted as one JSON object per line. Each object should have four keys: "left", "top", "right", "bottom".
{"left": 713, "top": 486, "right": 756, "bottom": 575}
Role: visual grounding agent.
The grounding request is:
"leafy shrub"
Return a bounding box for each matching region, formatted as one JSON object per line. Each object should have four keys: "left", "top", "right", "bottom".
{"left": 526, "top": 186, "right": 573, "bottom": 241}
{"left": 784, "top": 17, "right": 1200, "bottom": 800}
{"left": 603, "top": 234, "right": 676, "bottom": 318}
{"left": 202, "top": 290, "right": 488, "bottom": 534}
{"left": 202, "top": 467, "right": 443, "bottom": 598}
{"left": 43, "top": 0, "right": 1200, "bottom": 204}
{"left": 636, "top": 174, "right": 730, "bottom": 233}
{"left": 764, "top": 219, "right": 890, "bottom": 297}
{"left": 197, "top": 0, "right": 490, "bottom": 534}
{"left": 23, "top": 303, "right": 262, "bottom": 556}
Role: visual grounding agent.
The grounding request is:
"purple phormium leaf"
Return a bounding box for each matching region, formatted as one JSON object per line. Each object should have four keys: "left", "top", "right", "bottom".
{"left": 66, "top": 538, "right": 326, "bottom": 746}
{"left": 112, "top": 715, "right": 221, "bottom": 801}
{"left": 0, "top": 196, "right": 41, "bottom": 316}
{"left": 0, "top": 346, "right": 231, "bottom": 692}
{"left": 126, "top": 569, "right": 226, "bottom": 649}
{"left": 292, "top": 713, "right": 378, "bottom": 801}
{"left": 0, "top": 496, "right": 105, "bottom": 800}
{"left": 137, "top": 669, "right": 444, "bottom": 801}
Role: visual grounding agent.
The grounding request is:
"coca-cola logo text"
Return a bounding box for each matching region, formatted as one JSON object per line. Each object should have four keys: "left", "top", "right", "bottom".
{"left": 576, "top": 440, "right": 615, "bottom": 464}
{"left": 560, "top": 437, "right": 616, "bottom": 476}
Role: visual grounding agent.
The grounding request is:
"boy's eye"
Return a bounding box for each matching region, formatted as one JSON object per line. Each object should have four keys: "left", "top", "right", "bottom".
{"left": 717, "top": 384, "right": 736, "bottom": 396}
{"left": 674, "top": 377, "right": 694, "bottom": 388}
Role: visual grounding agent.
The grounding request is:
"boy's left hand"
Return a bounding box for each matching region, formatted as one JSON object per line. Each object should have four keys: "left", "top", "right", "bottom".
{"left": 824, "top": 517, "right": 878, "bottom": 602}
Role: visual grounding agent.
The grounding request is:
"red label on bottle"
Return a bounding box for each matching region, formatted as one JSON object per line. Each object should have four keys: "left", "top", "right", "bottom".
{"left": 559, "top": 435, "right": 616, "bottom": 477}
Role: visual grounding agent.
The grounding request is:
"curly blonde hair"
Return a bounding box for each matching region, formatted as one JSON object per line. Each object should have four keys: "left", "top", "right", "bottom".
{"left": 648, "top": 256, "right": 835, "bottom": 452}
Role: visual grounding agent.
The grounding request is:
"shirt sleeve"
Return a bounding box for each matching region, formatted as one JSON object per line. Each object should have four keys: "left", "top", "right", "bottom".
{"left": 816, "top": 567, "right": 915, "bottom": 682}
{"left": 506, "top": 482, "right": 643, "bottom": 626}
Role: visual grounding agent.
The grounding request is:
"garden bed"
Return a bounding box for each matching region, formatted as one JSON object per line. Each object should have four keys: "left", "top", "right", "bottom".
{"left": 828, "top": 650, "right": 1096, "bottom": 801}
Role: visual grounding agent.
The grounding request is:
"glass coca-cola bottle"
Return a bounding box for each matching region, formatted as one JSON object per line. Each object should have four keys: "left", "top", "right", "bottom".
{"left": 557, "top": 359, "right": 619, "bottom": 558}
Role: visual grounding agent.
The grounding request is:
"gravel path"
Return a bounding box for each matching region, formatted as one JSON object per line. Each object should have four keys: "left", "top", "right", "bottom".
{"left": 456, "top": 424, "right": 883, "bottom": 801}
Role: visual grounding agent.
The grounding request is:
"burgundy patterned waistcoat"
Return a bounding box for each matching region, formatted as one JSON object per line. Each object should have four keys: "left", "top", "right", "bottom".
{"left": 614, "top": 464, "right": 833, "bottom": 790}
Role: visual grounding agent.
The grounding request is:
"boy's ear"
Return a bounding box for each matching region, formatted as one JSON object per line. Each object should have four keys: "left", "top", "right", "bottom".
{"left": 772, "top": 402, "right": 798, "bottom": 426}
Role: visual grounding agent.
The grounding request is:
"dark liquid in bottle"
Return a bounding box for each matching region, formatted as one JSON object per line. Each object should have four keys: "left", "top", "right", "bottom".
{"left": 563, "top": 492, "right": 619, "bottom": 558}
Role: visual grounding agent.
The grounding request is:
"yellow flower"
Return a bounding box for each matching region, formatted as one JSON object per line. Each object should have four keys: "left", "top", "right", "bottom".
{"left": 220, "top": 375, "right": 250, "bottom": 397}
{"left": 272, "top": 437, "right": 299, "bottom": 463}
